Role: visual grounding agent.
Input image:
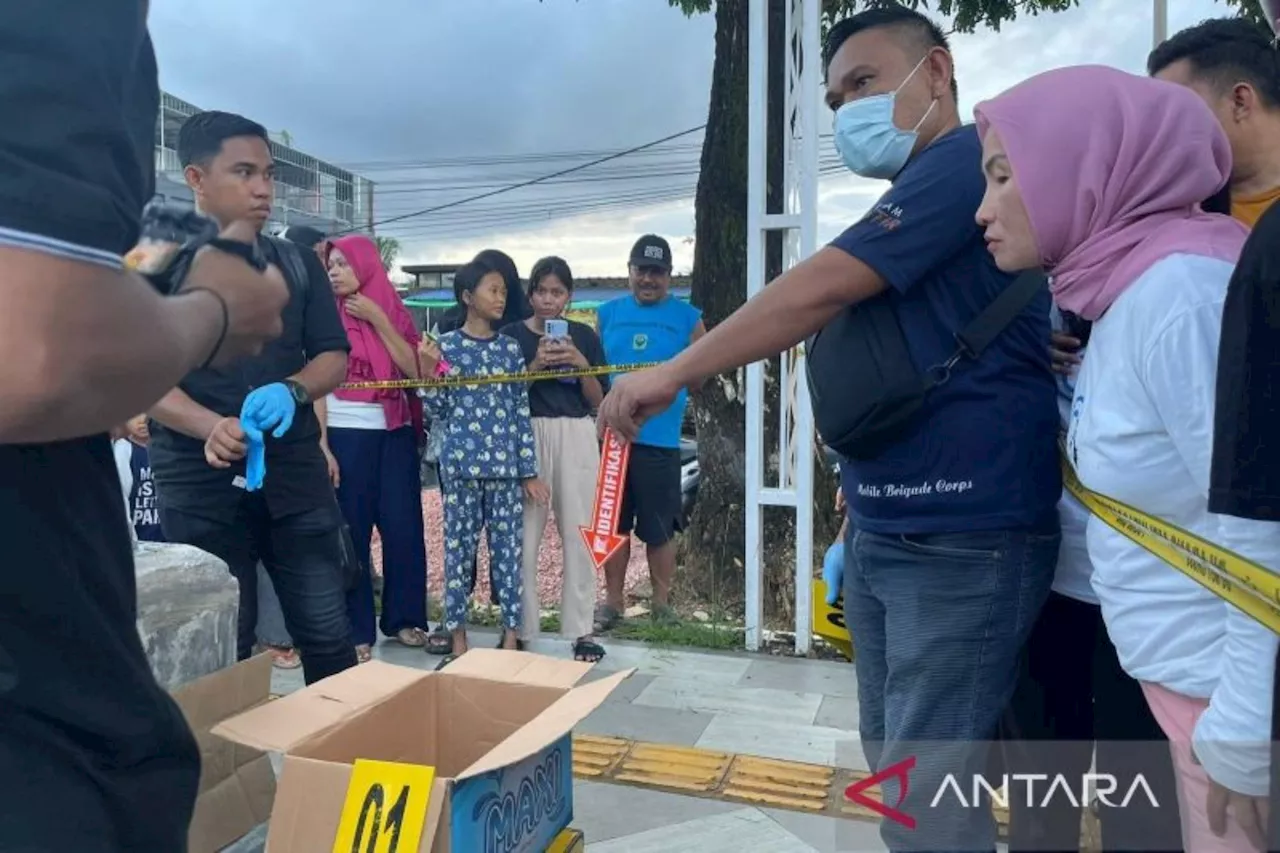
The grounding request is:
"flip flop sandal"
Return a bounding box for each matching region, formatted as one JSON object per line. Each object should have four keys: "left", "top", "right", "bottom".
{"left": 593, "top": 605, "right": 622, "bottom": 633}
{"left": 434, "top": 654, "right": 458, "bottom": 671}
{"left": 425, "top": 630, "right": 453, "bottom": 656}
{"left": 396, "top": 627, "right": 428, "bottom": 648}
{"left": 267, "top": 646, "right": 301, "bottom": 670}
{"left": 573, "top": 638, "right": 607, "bottom": 663}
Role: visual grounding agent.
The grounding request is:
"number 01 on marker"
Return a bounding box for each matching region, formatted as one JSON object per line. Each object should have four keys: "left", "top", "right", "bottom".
{"left": 332, "top": 759, "right": 436, "bottom": 853}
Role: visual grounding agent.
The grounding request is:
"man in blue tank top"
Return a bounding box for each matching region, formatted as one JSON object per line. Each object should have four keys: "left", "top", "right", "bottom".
{"left": 595, "top": 235, "right": 705, "bottom": 628}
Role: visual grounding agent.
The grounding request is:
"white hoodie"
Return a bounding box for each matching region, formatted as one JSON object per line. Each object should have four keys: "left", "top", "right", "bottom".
{"left": 1068, "top": 253, "right": 1280, "bottom": 797}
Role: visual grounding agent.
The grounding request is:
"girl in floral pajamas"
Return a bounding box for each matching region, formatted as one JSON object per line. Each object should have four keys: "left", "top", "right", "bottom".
{"left": 419, "top": 259, "right": 547, "bottom": 666}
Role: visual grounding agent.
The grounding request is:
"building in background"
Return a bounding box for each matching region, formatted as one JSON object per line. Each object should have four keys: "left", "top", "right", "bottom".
{"left": 399, "top": 264, "right": 692, "bottom": 332}
{"left": 152, "top": 91, "right": 375, "bottom": 236}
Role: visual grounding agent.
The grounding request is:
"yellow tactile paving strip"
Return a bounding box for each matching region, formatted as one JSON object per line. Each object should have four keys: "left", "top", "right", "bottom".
{"left": 571, "top": 735, "right": 1013, "bottom": 832}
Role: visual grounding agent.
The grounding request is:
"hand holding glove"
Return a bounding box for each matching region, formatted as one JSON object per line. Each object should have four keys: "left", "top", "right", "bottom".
{"left": 239, "top": 383, "right": 298, "bottom": 492}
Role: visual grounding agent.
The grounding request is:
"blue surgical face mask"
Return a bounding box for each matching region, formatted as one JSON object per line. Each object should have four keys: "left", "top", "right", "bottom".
{"left": 833, "top": 55, "right": 937, "bottom": 180}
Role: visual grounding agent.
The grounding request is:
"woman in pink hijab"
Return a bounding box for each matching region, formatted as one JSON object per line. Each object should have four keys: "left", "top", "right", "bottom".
{"left": 975, "top": 65, "right": 1279, "bottom": 852}
{"left": 317, "top": 234, "right": 430, "bottom": 662}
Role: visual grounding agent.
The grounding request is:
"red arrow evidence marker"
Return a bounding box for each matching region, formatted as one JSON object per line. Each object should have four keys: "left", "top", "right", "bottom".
{"left": 579, "top": 427, "right": 631, "bottom": 569}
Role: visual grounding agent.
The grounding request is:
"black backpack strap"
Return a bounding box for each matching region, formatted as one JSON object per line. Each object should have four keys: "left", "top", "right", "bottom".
{"left": 269, "top": 236, "right": 310, "bottom": 300}
{"left": 954, "top": 269, "right": 1047, "bottom": 359}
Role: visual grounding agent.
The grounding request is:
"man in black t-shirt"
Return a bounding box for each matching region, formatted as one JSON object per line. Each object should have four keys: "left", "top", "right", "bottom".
{"left": 0, "top": 5, "right": 291, "bottom": 850}
{"left": 149, "top": 112, "right": 358, "bottom": 685}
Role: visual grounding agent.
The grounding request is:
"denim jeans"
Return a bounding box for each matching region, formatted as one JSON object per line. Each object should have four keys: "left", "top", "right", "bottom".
{"left": 162, "top": 495, "right": 357, "bottom": 685}
{"left": 843, "top": 523, "right": 1059, "bottom": 853}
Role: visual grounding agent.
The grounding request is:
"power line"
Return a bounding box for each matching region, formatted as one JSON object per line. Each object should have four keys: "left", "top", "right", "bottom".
{"left": 337, "top": 124, "right": 709, "bottom": 234}
{"left": 335, "top": 141, "right": 708, "bottom": 172}
{"left": 377, "top": 161, "right": 852, "bottom": 242}
{"left": 368, "top": 153, "right": 845, "bottom": 217}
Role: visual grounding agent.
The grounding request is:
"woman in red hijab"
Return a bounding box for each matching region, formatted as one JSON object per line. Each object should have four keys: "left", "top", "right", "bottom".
{"left": 318, "top": 234, "right": 430, "bottom": 662}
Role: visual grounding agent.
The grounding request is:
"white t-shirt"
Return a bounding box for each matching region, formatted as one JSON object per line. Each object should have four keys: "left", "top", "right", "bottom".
{"left": 1049, "top": 306, "right": 1096, "bottom": 605}
{"left": 1068, "top": 253, "right": 1280, "bottom": 797}
{"left": 324, "top": 394, "right": 387, "bottom": 431}
{"left": 112, "top": 437, "right": 137, "bottom": 549}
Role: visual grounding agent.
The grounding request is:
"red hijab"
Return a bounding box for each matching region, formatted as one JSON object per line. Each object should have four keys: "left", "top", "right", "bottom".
{"left": 326, "top": 234, "right": 421, "bottom": 430}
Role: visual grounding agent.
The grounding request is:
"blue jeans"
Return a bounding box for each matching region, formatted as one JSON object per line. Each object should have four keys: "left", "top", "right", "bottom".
{"left": 843, "top": 524, "right": 1058, "bottom": 853}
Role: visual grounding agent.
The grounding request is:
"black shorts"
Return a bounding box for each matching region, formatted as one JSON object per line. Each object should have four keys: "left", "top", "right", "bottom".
{"left": 617, "top": 444, "right": 684, "bottom": 546}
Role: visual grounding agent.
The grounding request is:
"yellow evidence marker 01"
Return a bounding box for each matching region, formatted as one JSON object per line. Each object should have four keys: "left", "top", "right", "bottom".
{"left": 331, "top": 759, "right": 437, "bottom": 853}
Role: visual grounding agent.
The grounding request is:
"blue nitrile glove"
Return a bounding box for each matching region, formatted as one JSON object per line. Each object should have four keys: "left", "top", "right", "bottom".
{"left": 244, "top": 438, "right": 266, "bottom": 492}
{"left": 822, "top": 540, "right": 845, "bottom": 606}
{"left": 240, "top": 383, "right": 297, "bottom": 443}
{"left": 239, "top": 383, "right": 296, "bottom": 492}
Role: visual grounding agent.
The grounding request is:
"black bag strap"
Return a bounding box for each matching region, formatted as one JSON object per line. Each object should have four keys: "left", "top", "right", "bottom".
{"left": 923, "top": 269, "right": 1046, "bottom": 389}
{"left": 955, "top": 269, "right": 1047, "bottom": 358}
{"left": 268, "top": 237, "right": 310, "bottom": 301}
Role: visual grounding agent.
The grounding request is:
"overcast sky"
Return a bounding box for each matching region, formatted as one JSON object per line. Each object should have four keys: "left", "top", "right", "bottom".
{"left": 150, "top": 0, "right": 1237, "bottom": 276}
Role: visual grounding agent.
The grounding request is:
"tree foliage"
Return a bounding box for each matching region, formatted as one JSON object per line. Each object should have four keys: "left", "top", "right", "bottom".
{"left": 374, "top": 235, "right": 401, "bottom": 271}
{"left": 669, "top": 0, "right": 1268, "bottom": 31}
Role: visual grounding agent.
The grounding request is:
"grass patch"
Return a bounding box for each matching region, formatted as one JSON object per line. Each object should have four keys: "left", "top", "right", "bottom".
{"left": 609, "top": 619, "right": 742, "bottom": 651}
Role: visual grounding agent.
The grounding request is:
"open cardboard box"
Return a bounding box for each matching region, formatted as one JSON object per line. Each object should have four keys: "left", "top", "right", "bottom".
{"left": 170, "top": 653, "right": 277, "bottom": 853}
{"left": 212, "top": 649, "right": 632, "bottom": 852}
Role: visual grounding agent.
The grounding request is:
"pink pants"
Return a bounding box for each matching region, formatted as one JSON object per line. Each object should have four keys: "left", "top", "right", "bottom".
{"left": 1142, "top": 682, "right": 1259, "bottom": 853}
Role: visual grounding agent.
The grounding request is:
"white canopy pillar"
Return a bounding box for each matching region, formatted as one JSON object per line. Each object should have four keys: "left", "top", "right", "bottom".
{"left": 744, "top": 0, "right": 821, "bottom": 654}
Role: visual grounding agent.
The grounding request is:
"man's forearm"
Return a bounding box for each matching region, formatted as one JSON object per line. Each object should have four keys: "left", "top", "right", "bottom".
{"left": 292, "top": 350, "right": 348, "bottom": 400}
{"left": 314, "top": 395, "right": 330, "bottom": 445}
{"left": 666, "top": 247, "right": 883, "bottom": 388}
{"left": 0, "top": 252, "right": 222, "bottom": 443}
{"left": 149, "top": 387, "right": 223, "bottom": 441}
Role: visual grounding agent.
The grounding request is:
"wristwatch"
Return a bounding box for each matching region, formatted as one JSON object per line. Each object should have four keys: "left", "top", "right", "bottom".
{"left": 283, "top": 379, "right": 310, "bottom": 405}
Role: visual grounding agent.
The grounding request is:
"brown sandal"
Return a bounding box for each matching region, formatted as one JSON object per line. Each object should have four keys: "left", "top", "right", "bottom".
{"left": 396, "top": 627, "right": 428, "bottom": 648}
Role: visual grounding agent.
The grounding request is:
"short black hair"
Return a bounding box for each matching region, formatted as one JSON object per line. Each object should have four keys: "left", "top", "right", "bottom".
{"left": 177, "top": 110, "right": 270, "bottom": 167}
{"left": 281, "top": 225, "right": 326, "bottom": 248}
{"left": 1148, "top": 18, "right": 1280, "bottom": 109}
{"left": 452, "top": 258, "right": 500, "bottom": 306}
{"left": 528, "top": 256, "right": 575, "bottom": 296}
{"left": 824, "top": 5, "right": 958, "bottom": 99}
{"left": 472, "top": 248, "right": 531, "bottom": 323}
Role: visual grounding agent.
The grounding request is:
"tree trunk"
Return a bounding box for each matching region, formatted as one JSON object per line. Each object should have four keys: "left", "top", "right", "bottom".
{"left": 680, "top": 0, "right": 840, "bottom": 632}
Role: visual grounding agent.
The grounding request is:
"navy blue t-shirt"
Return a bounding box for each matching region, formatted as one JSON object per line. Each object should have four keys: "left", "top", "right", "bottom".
{"left": 829, "top": 125, "right": 1060, "bottom": 534}
{"left": 128, "top": 443, "right": 165, "bottom": 543}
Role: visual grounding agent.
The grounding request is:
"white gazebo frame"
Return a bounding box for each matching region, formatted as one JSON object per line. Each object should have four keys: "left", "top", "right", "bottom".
{"left": 744, "top": 0, "right": 822, "bottom": 654}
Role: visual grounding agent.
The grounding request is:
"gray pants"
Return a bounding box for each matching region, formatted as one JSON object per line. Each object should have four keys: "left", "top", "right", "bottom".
{"left": 255, "top": 561, "right": 293, "bottom": 648}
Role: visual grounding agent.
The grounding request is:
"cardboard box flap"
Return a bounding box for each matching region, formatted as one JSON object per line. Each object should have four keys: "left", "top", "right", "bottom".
{"left": 212, "top": 660, "right": 428, "bottom": 753}
{"left": 458, "top": 669, "right": 633, "bottom": 780}
{"left": 442, "top": 648, "right": 594, "bottom": 689}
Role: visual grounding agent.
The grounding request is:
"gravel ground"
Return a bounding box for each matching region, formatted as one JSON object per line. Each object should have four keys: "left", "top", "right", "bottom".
{"left": 369, "top": 489, "right": 651, "bottom": 606}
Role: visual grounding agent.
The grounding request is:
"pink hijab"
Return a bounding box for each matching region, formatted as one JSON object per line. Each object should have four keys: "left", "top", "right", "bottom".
{"left": 974, "top": 65, "right": 1248, "bottom": 321}
{"left": 327, "top": 234, "right": 421, "bottom": 430}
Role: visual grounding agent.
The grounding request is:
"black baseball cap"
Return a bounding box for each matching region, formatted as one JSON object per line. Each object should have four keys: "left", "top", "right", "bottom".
{"left": 629, "top": 234, "right": 673, "bottom": 271}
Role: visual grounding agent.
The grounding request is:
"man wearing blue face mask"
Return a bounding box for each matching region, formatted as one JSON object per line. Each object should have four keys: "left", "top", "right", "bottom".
{"left": 598, "top": 6, "right": 1060, "bottom": 851}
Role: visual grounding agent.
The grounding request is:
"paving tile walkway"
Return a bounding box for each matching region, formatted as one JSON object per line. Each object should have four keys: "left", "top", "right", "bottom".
{"left": 233, "top": 633, "right": 888, "bottom": 852}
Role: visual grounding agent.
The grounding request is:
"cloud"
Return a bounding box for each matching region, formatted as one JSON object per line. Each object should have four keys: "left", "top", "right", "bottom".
{"left": 150, "top": 0, "right": 1231, "bottom": 276}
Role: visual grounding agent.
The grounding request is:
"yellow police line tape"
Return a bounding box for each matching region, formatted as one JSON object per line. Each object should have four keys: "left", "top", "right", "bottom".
{"left": 1059, "top": 455, "right": 1280, "bottom": 634}
{"left": 812, "top": 453, "right": 1280, "bottom": 658}
{"left": 339, "top": 361, "right": 666, "bottom": 391}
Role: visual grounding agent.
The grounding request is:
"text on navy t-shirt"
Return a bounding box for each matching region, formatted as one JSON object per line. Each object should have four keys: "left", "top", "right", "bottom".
{"left": 827, "top": 124, "right": 1060, "bottom": 534}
